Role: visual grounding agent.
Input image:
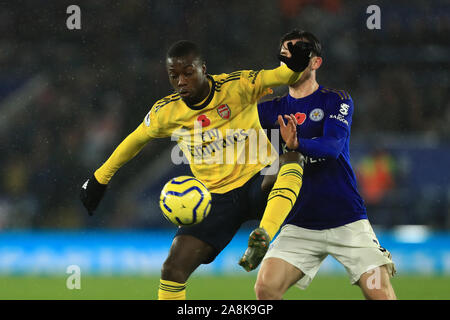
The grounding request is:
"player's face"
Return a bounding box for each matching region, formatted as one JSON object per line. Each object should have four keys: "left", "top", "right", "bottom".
{"left": 166, "top": 54, "right": 209, "bottom": 104}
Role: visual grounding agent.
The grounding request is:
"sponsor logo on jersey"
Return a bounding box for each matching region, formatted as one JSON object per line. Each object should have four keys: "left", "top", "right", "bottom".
{"left": 339, "top": 103, "right": 350, "bottom": 115}
{"left": 295, "top": 112, "right": 306, "bottom": 125}
{"left": 309, "top": 108, "right": 324, "bottom": 122}
{"left": 217, "top": 104, "right": 231, "bottom": 120}
{"left": 197, "top": 115, "right": 211, "bottom": 127}
{"left": 329, "top": 114, "right": 349, "bottom": 126}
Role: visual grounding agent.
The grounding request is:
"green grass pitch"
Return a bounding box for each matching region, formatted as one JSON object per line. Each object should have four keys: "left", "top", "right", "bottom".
{"left": 1, "top": 275, "right": 449, "bottom": 300}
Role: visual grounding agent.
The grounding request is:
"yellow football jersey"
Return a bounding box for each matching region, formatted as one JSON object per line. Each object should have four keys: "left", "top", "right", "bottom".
{"left": 95, "top": 64, "right": 302, "bottom": 194}
{"left": 144, "top": 71, "right": 278, "bottom": 193}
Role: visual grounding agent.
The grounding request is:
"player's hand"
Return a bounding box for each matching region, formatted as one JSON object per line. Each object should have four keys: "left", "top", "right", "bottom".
{"left": 80, "top": 174, "right": 107, "bottom": 216}
{"left": 278, "top": 114, "right": 299, "bottom": 151}
{"left": 278, "top": 41, "right": 312, "bottom": 72}
{"left": 238, "top": 228, "right": 270, "bottom": 272}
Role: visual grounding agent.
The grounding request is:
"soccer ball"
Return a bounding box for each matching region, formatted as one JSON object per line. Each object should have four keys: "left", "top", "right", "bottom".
{"left": 159, "top": 176, "right": 212, "bottom": 226}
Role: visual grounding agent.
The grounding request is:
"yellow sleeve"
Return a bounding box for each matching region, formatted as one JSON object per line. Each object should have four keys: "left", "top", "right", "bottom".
{"left": 259, "top": 64, "right": 303, "bottom": 88}
{"left": 240, "top": 64, "right": 303, "bottom": 103}
{"left": 94, "top": 123, "right": 152, "bottom": 184}
{"left": 142, "top": 103, "right": 172, "bottom": 139}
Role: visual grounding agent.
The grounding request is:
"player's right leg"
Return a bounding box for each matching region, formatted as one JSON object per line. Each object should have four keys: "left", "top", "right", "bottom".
{"left": 255, "top": 257, "right": 303, "bottom": 300}
{"left": 254, "top": 224, "right": 328, "bottom": 300}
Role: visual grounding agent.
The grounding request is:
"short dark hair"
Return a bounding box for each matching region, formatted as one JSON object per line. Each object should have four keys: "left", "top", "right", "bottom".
{"left": 166, "top": 40, "right": 203, "bottom": 61}
{"left": 279, "top": 29, "right": 322, "bottom": 57}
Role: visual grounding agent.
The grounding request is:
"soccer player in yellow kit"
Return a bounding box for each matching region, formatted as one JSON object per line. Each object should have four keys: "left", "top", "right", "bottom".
{"left": 80, "top": 40, "right": 312, "bottom": 299}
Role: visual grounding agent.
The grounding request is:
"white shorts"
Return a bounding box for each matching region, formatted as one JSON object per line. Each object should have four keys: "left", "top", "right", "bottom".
{"left": 263, "top": 219, "right": 396, "bottom": 290}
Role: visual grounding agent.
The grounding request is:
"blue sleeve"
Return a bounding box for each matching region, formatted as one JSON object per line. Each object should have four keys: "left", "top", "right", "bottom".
{"left": 257, "top": 100, "right": 278, "bottom": 129}
{"left": 297, "top": 98, "right": 353, "bottom": 159}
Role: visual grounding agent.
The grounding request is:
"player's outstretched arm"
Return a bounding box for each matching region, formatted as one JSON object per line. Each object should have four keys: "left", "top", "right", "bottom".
{"left": 260, "top": 41, "right": 312, "bottom": 87}
{"left": 242, "top": 42, "right": 312, "bottom": 103}
{"left": 80, "top": 124, "right": 152, "bottom": 215}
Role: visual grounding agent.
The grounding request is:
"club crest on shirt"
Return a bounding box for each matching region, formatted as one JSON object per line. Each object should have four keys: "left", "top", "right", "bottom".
{"left": 217, "top": 104, "right": 231, "bottom": 120}
{"left": 309, "top": 108, "right": 324, "bottom": 122}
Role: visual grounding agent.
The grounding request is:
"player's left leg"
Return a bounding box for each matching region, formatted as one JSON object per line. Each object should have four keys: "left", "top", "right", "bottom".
{"left": 239, "top": 151, "right": 305, "bottom": 272}
{"left": 326, "top": 219, "right": 397, "bottom": 300}
{"left": 260, "top": 151, "right": 304, "bottom": 193}
{"left": 159, "top": 234, "right": 216, "bottom": 300}
{"left": 357, "top": 265, "right": 397, "bottom": 300}
{"left": 259, "top": 151, "right": 305, "bottom": 240}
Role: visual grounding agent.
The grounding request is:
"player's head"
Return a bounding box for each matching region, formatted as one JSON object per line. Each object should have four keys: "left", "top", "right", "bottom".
{"left": 279, "top": 29, "right": 323, "bottom": 82}
{"left": 166, "top": 40, "right": 209, "bottom": 105}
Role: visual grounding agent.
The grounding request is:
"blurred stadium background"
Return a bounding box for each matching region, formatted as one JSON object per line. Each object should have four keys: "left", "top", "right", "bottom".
{"left": 0, "top": 0, "right": 449, "bottom": 299}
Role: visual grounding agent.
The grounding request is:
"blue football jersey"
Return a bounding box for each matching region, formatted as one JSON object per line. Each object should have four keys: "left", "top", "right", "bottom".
{"left": 258, "top": 86, "right": 367, "bottom": 230}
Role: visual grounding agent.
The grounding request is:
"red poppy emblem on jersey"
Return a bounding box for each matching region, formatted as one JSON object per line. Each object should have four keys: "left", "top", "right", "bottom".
{"left": 217, "top": 104, "right": 231, "bottom": 120}
{"left": 295, "top": 112, "right": 307, "bottom": 125}
{"left": 197, "top": 114, "right": 211, "bottom": 127}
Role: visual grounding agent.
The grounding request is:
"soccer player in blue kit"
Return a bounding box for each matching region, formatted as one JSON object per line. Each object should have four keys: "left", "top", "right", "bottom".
{"left": 254, "top": 30, "right": 397, "bottom": 300}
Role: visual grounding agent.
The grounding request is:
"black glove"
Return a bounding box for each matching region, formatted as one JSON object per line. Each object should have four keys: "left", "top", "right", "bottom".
{"left": 238, "top": 228, "right": 270, "bottom": 272}
{"left": 80, "top": 174, "right": 107, "bottom": 216}
{"left": 278, "top": 41, "right": 313, "bottom": 72}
